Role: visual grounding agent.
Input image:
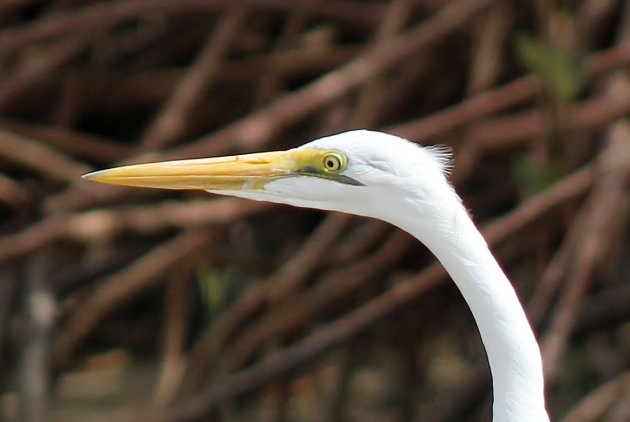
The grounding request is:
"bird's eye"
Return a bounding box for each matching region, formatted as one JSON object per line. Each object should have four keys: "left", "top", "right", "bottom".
{"left": 323, "top": 153, "right": 343, "bottom": 172}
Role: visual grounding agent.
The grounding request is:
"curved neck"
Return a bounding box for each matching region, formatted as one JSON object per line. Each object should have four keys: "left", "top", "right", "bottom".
{"left": 387, "top": 195, "right": 548, "bottom": 421}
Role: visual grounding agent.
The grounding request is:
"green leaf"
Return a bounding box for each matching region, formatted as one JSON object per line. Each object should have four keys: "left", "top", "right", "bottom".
{"left": 197, "top": 266, "right": 230, "bottom": 314}
{"left": 516, "top": 34, "right": 585, "bottom": 102}
{"left": 513, "top": 154, "right": 564, "bottom": 194}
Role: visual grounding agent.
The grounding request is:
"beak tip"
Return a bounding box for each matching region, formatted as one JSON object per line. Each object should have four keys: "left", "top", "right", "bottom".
{"left": 82, "top": 169, "right": 108, "bottom": 183}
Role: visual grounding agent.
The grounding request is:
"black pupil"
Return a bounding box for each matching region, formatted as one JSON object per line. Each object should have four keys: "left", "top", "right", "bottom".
{"left": 326, "top": 158, "right": 335, "bottom": 168}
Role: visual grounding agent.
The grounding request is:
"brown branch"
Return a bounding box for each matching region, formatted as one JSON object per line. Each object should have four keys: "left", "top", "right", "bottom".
{"left": 55, "top": 229, "right": 214, "bottom": 367}
{"left": 253, "top": 0, "right": 319, "bottom": 106}
{"left": 0, "top": 171, "right": 29, "bottom": 208}
{"left": 0, "top": 37, "right": 85, "bottom": 112}
{"left": 392, "top": 40, "right": 630, "bottom": 141}
{"left": 96, "top": 46, "right": 359, "bottom": 106}
{"left": 323, "top": 220, "right": 390, "bottom": 266}
{"left": 542, "top": 122, "right": 630, "bottom": 379}
{"left": 0, "top": 0, "right": 384, "bottom": 61}
{"left": 350, "top": 0, "right": 415, "bottom": 127}
{"left": 220, "top": 231, "right": 411, "bottom": 372}
{"left": 0, "top": 199, "right": 274, "bottom": 265}
{"left": 140, "top": 5, "right": 247, "bottom": 149}
{"left": 466, "top": 2, "right": 510, "bottom": 95}
{"left": 560, "top": 372, "right": 630, "bottom": 422}
{"left": 460, "top": 88, "right": 630, "bottom": 152}
{"left": 183, "top": 213, "right": 350, "bottom": 390}
{"left": 154, "top": 274, "right": 193, "bottom": 406}
{"left": 189, "top": 224, "right": 402, "bottom": 387}
{"left": 0, "top": 127, "right": 92, "bottom": 182}
{"left": 265, "top": 214, "right": 351, "bottom": 304}
{"left": 0, "top": 118, "right": 132, "bottom": 164}
{"left": 19, "top": 253, "right": 56, "bottom": 422}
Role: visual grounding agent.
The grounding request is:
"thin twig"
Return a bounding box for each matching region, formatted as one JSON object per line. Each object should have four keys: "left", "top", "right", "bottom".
{"left": 542, "top": 121, "right": 630, "bottom": 379}
{"left": 0, "top": 199, "right": 274, "bottom": 265}
{"left": 0, "top": 127, "right": 91, "bottom": 182}
{"left": 560, "top": 372, "right": 630, "bottom": 422}
{"left": 0, "top": 0, "right": 384, "bottom": 61}
{"left": 392, "top": 40, "right": 630, "bottom": 141}
{"left": 140, "top": 5, "right": 247, "bottom": 149}
{"left": 55, "top": 229, "right": 215, "bottom": 367}
{"left": 20, "top": 253, "right": 56, "bottom": 422}
{"left": 0, "top": 37, "right": 86, "bottom": 112}
{"left": 0, "top": 118, "right": 132, "bottom": 164}
{"left": 154, "top": 274, "right": 192, "bottom": 406}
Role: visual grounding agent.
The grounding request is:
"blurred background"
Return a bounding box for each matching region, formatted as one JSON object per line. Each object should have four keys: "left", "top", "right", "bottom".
{"left": 1, "top": 0, "right": 629, "bottom": 421}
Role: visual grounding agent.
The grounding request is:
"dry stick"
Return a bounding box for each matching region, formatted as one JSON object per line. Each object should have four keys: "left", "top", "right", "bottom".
{"left": 185, "top": 215, "right": 384, "bottom": 388}
{"left": 0, "top": 36, "right": 85, "bottom": 112}
{"left": 466, "top": 1, "right": 511, "bottom": 95}
{"left": 0, "top": 268, "right": 18, "bottom": 391}
{"left": 185, "top": 213, "right": 350, "bottom": 390}
{"left": 253, "top": 0, "right": 319, "bottom": 106}
{"left": 0, "top": 0, "right": 384, "bottom": 60}
{"left": 162, "top": 161, "right": 595, "bottom": 421}
{"left": 460, "top": 88, "right": 630, "bottom": 152}
{"left": 55, "top": 229, "right": 214, "bottom": 367}
{"left": 541, "top": 8, "right": 630, "bottom": 377}
{"left": 154, "top": 274, "right": 193, "bottom": 406}
{"left": 221, "top": 232, "right": 412, "bottom": 372}
{"left": 46, "top": 0, "right": 495, "bottom": 215}
{"left": 350, "top": 0, "right": 415, "bottom": 127}
{"left": 324, "top": 220, "right": 390, "bottom": 266}
{"left": 560, "top": 372, "right": 630, "bottom": 422}
{"left": 392, "top": 40, "right": 630, "bottom": 141}
{"left": 20, "top": 253, "right": 56, "bottom": 422}
{"left": 0, "top": 0, "right": 41, "bottom": 23}
{"left": 541, "top": 123, "right": 630, "bottom": 380}
{"left": 186, "top": 221, "right": 390, "bottom": 391}
{"left": 0, "top": 199, "right": 274, "bottom": 266}
{"left": 266, "top": 215, "right": 352, "bottom": 304}
{"left": 576, "top": 281, "right": 630, "bottom": 336}
{"left": 0, "top": 128, "right": 91, "bottom": 182}
{"left": 575, "top": 0, "right": 622, "bottom": 46}
{"left": 102, "top": 46, "right": 358, "bottom": 105}
{"left": 0, "top": 118, "right": 132, "bottom": 163}
{"left": 325, "top": 339, "right": 362, "bottom": 422}
{"left": 415, "top": 368, "right": 489, "bottom": 422}
{"left": 0, "top": 171, "right": 29, "bottom": 208}
{"left": 527, "top": 222, "right": 580, "bottom": 324}
{"left": 140, "top": 6, "right": 247, "bottom": 149}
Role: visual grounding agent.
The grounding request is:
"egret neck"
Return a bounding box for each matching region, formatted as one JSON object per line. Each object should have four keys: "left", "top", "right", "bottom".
{"left": 384, "top": 189, "right": 548, "bottom": 422}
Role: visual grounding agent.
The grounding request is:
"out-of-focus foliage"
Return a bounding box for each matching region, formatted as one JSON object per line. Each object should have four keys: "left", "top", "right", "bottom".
{"left": 517, "top": 34, "right": 585, "bottom": 102}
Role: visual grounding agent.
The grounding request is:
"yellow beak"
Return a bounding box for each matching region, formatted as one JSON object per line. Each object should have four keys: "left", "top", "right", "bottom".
{"left": 83, "top": 150, "right": 301, "bottom": 191}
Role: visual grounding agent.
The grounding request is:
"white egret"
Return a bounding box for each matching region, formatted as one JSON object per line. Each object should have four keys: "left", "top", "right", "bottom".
{"left": 84, "top": 130, "right": 549, "bottom": 421}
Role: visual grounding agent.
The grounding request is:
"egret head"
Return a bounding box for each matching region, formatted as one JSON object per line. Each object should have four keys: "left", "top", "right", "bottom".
{"left": 84, "top": 130, "right": 453, "bottom": 223}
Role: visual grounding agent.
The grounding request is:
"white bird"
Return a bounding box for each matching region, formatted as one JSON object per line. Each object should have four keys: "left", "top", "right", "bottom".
{"left": 84, "top": 130, "right": 549, "bottom": 421}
